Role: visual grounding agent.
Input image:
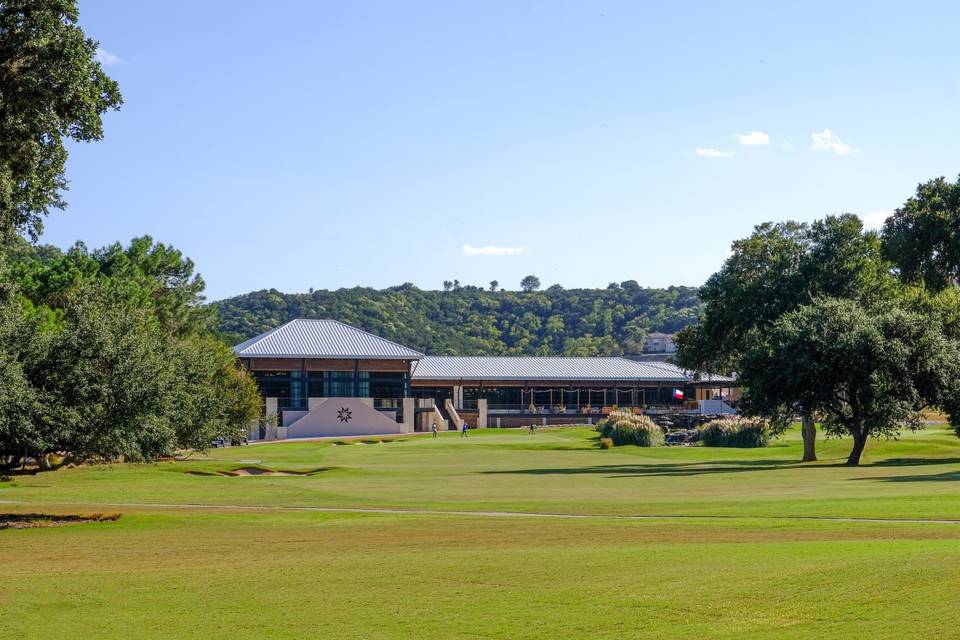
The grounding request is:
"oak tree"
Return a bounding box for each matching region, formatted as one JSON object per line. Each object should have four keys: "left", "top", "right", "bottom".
{"left": 0, "top": 0, "right": 122, "bottom": 242}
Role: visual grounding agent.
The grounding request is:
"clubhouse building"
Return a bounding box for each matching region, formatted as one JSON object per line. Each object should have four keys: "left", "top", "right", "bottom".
{"left": 235, "top": 319, "right": 737, "bottom": 439}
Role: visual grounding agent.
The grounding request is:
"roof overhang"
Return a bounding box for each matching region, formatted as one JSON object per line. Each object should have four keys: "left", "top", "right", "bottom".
{"left": 240, "top": 354, "right": 420, "bottom": 360}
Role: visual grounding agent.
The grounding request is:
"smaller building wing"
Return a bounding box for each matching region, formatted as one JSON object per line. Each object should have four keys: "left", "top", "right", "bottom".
{"left": 412, "top": 356, "right": 732, "bottom": 383}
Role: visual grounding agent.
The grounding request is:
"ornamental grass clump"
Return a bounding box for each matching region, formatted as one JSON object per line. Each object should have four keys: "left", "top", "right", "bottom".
{"left": 596, "top": 409, "right": 664, "bottom": 447}
{"left": 699, "top": 416, "right": 771, "bottom": 448}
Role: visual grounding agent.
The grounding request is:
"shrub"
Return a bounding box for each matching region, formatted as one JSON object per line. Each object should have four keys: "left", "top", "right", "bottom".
{"left": 599, "top": 437, "right": 614, "bottom": 449}
{"left": 699, "top": 417, "right": 771, "bottom": 448}
{"left": 596, "top": 409, "right": 664, "bottom": 447}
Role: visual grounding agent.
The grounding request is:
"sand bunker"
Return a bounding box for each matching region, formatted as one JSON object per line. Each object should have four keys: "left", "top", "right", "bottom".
{"left": 187, "top": 466, "right": 329, "bottom": 478}
{"left": 230, "top": 467, "right": 296, "bottom": 476}
{"left": 0, "top": 513, "right": 120, "bottom": 530}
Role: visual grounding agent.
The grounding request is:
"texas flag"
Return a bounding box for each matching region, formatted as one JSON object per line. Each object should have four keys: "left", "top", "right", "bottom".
{"left": 672, "top": 389, "right": 684, "bottom": 400}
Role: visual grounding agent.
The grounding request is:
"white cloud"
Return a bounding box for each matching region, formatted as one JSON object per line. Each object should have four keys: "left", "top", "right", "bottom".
{"left": 781, "top": 141, "right": 793, "bottom": 151}
{"left": 810, "top": 128, "right": 856, "bottom": 155}
{"left": 858, "top": 211, "right": 891, "bottom": 231}
{"left": 733, "top": 131, "right": 770, "bottom": 146}
{"left": 695, "top": 148, "right": 734, "bottom": 158}
{"left": 462, "top": 244, "right": 529, "bottom": 257}
{"left": 95, "top": 47, "right": 122, "bottom": 66}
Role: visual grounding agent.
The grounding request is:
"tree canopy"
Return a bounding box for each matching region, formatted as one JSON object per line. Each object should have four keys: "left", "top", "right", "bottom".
{"left": 739, "top": 298, "right": 958, "bottom": 465}
{"left": 520, "top": 275, "right": 541, "bottom": 292}
{"left": 9, "top": 234, "right": 211, "bottom": 335}
{"left": 0, "top": 237, "right": 260, "bottom": 470}
{"left": 882, "top": 175, "right": 960, "bottom": 291}
{"left": 0, "top": 0, "right": 122, "bottom": 241}
{"left": 674, "top": 211, "right": 955, "bottom": 463}
{"left": 675, "top": 214, "right": 896, "bottom": 374}
{"left": 0, "top": 3, "right": 258, "bottom": 472}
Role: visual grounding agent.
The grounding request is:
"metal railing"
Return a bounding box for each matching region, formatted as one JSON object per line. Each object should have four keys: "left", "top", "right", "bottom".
{"left": 484, "top": 403, "right": 686, "bottom": 415}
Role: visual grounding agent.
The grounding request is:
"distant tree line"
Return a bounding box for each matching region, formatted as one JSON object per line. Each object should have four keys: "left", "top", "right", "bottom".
{"left": 214, "top": 280, "right": 702, "bottom": 357}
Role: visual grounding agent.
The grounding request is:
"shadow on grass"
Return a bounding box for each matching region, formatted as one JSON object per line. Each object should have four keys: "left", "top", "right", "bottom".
{"left": 484, "top": 456, "right": 960, "bottom": 478}
{"left": 185, "top": 466, "right": 333, "bottom": 478}
{"left": 854, "top": 459, "right": 960, "bottom": 483}
{"left": 868, "top": 457, "right": 960, "bottom": 467}
{"left": 482, "top": 459, "right": 813, "bottom": 478}
{"left": 856, "top": 471, "right": 960, "bottom": 482}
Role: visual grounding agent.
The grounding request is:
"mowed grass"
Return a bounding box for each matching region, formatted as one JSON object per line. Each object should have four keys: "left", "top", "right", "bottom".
{"left": 3, "top": 425, "right": 960, "bottom": 638}
{"left": 5, "top": 424, "right": 960, "bottom": 519}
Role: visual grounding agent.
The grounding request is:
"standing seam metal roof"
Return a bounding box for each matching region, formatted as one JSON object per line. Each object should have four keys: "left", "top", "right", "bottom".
{"left": 411, "top": 356, "right": 733, "bottom": 383}
{"left": 233, "top": 319, "right": 425, "bottom": 359}
{"left": 637, "top": 360, "right": 736, "bottom": 384}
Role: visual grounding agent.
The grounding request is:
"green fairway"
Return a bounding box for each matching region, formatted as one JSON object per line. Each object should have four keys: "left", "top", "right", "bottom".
{"left": 3, "top": 425, "right": 960, "bottom": 638}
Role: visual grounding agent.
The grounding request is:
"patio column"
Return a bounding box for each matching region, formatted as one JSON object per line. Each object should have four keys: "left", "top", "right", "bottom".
{"left": 402, "top": 398, "right": 415, "bottom": 433}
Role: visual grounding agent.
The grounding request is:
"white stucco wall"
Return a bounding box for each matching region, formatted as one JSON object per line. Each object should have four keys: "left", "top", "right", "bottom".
{"left": 285, "top": 397, "right": 405, "bottom": 438}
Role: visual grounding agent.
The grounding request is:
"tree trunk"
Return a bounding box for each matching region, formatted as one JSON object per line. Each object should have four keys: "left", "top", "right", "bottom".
{"left": 37, "top": 454, "right": 51, "bottom": 471}
{"left": 846, "top": 431, "right": 868, "bottom": 465}
{"left": 800, "top": 414, "right": 817, "bottom": 462}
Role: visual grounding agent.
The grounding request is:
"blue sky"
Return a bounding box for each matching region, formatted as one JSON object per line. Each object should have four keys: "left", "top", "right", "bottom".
{"left": 51, "top": 1, "right": 960, "bottom": 300}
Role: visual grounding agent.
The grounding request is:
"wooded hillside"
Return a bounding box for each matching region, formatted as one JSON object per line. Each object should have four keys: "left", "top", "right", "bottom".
{"left": 215, "top": 282, "right": 701, "bottom": 356}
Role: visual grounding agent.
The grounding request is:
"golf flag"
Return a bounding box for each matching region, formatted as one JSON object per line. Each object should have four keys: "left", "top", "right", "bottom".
{"left": 672, "top": 388, "right": 684, "bottom": 400}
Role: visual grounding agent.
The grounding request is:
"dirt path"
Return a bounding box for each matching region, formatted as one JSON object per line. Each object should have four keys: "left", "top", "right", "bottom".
{"left": 2, "top": 499, "right": 959, "bottom": 525}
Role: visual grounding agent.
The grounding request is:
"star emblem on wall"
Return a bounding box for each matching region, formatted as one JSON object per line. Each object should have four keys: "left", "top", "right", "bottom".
{"left": 337, "top": 407, "right": 353, "bottom": 423}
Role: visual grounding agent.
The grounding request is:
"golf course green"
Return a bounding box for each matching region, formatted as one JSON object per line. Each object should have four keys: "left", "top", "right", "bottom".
{"left": 2, "top": 425, "right": 959, "bottom": 638}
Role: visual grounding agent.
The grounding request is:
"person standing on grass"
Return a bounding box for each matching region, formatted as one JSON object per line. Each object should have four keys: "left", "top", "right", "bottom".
{"left": 461, "top": 420, "right": 469, "bottom": 438}
{"left": 431, "top": 421, "right": 438, "bottom": 438}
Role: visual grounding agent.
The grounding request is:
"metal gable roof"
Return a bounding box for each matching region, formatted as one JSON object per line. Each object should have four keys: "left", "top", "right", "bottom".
{"left": 639, "top": 360, "right": 736, "bottom": 384}
{"left": 411, "top": 356, "right": 732, "bottom": 383}
{"left": 233, "top": 319, "right": 424, "bottom": 359}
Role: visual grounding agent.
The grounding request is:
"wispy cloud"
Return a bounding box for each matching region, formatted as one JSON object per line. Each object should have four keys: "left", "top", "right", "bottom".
{"left": 810, "top": 129, "right": 856, "bottom": 155}
{"left": 733, "top": 131, "right": 770, "bottom": 146}
{"left": 781, "top": 141, "right": 793, "bottom": 151}
{"left": 95, "top": 47, "right": 122, "bottom": 66}
{"left": 463, "top": 244, "right": 529, "bottom": 257}
{"left": 695, "top": 148, "right": 734, "bottom": 158}
{"left": 858, "top": 211, "right": 891, "bottom": 231}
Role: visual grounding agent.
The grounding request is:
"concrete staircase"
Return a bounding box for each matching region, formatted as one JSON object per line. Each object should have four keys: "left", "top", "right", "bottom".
{"left": 445, "top": 399, "right": 463, "bottom": 430}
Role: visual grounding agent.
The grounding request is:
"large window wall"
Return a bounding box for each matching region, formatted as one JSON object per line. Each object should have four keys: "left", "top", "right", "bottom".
{"left": 404, "top": 381, "right": 698, "bottom": 413}
{"left": 460, "top": 384, "right": 694, "bottom": 411}
{"left": 522, "top": 387, "right": 643, "bottom": 409}
{"left": 253, "top": 370, "right": 409, "bottom": 409}
{"left": 463, "top": 386, "right": 522, "bottom": 410}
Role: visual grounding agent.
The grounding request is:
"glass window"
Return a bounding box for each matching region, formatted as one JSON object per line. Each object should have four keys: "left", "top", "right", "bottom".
{"left": 369, "top": 372, "right": 407, "bottom": 399}
{"left": 254, "top": 371, "right": 293, "bottom": 399}
{"left": 411, "top": 386, "right": 453, "bottom": 405}
{"left": 358, "top": 371, "right": 369, "bottom": 398}
{"left": 304, "top": 370, "right": 410, "bottom": 399}
{"left": 290, "top": 370, "right": 303, "bottom": 406}
{"left": 253, "top": 371, "right": 308, "bottom": 409}
{"left": 307, "top": 373, "right": 326, "bottom": 398}
{"left": 463, "top": 387, "right": 523, "bottom": 409}
{"left": 328, "top": 371, "right": 355, "bottom": 396}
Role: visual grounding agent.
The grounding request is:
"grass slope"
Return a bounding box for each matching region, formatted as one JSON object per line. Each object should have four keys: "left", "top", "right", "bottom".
{"left": 2, "top": 425, "right": 960, "bottom": 638}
